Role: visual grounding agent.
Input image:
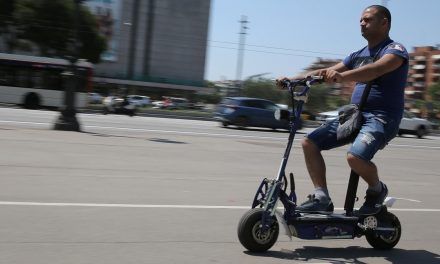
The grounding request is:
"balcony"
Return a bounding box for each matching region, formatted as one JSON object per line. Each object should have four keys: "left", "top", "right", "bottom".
{"left": 411, "top": 73, "right": 425, "bottom": 79}
{"left": 412, "top": 64, "right": 426, "bottom": 70}
{"left": 413, "top": 82, "right": 425, "bottom": 88}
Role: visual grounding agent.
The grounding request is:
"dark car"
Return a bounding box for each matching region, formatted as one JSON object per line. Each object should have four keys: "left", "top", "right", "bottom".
{"left": 214, "top": 97, "right": 301, "bottom": 130}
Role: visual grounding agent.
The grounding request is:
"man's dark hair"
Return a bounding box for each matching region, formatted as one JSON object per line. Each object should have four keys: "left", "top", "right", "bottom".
{"left": 367, "top": 5, "right": 392, "bottom": 29}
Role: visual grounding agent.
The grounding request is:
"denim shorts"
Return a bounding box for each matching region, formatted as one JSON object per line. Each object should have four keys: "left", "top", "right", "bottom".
{"left": 306, "top": 112, "right": 400, "bottom": 161}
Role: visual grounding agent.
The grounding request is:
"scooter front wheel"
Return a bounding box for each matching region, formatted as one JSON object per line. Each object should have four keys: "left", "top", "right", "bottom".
{"left": 237, "top": 208, "right": 279, "bottom": 252}
{"left": 365, "top": 211, "right": 401, "bottom": 250}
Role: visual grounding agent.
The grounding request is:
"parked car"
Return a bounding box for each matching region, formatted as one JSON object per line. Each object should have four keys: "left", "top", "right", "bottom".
{"left": 214, "top": 97, "right": 301, "bottom": 130}
{"left": 164, "top": 97, "right": 189, "bottom": 109}
{"left": 316, "top": 109, "right": 433, "bottom": 138}
{"left": 127, "top": 95, "right": 150, "bottom": 107}
{"left": 151, "top": 100, "right": 165, "bottom": 108}
{"left": 315, "top": 110, "right": 338, "bottom": 123}
{"left": 151, "top": 97, "right": 189, "bottom": 109}
{"left": 398, "top": 110, "right": 433, "bottom": 138}
{"left": 88, "top": 92, "right": 103, "bottom": 104}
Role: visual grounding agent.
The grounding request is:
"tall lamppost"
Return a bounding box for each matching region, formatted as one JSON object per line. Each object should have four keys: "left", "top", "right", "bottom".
{"left": 53, "top": 0, "right": 83, "bottom": 131}
{"left": 235, "top": 15, "right": 248, "bottom": 96}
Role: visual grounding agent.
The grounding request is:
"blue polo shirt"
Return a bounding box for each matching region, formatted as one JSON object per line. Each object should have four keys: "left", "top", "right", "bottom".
{"left": 342, "top": 38, "right": 409, "bottom": 120}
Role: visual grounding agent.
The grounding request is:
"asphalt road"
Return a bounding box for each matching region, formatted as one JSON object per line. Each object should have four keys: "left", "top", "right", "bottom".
{"left": 0, "top": 107, "right": 439, "bottom": 264}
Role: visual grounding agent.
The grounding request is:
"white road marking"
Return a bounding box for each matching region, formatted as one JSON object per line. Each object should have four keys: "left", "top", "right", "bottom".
{"left": 0, "top": 201, "right": 439, "bottom": 212}
{"left": 0, "top": 120, "right": 292, "bottom": 141}
{"left": 85, "top": 124, "right": 290, "bottom": 140}
{"left": 1, "top": 119, "right": 439, "bottom": 148}
{"left": 0, "top": 120, "right": 48, "bottom": 126}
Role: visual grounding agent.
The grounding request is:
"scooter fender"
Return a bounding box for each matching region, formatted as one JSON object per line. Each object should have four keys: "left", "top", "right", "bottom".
{"left": 384, "top": 196, "right": 421, "bottom": 208}
{"left": 275, "top": 210, "right": 294, "bottom": 239}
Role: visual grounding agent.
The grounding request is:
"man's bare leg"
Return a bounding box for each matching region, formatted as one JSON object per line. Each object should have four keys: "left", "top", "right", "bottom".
{"left": 346, "top": 153, "right": 379, "bottom": 187}
{"left": 302, "top": 138, "right": 327, "bottom": 189}
{"left": 299, "top": 138, "right": 333, "bottom": 213}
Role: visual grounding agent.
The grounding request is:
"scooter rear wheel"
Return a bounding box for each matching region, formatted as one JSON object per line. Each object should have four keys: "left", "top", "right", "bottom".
{"left": 365, "top": 212, "right": 401, "bottom": 250}
{"left": 237, "top": 208, "right": 279, "bottom": 252}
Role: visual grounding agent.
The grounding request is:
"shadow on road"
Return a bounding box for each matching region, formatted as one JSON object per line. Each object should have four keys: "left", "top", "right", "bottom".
{"left": 222, "top": 126, "right": 306, "bottom": 134}
{"left": 245, "top": 246, "right": 440, "bottom": 264}
{"left": 82, "top": 132, "right": 188, "bottom": 144}
{"left": 148, "top": 138, "right": 187, "bottom": 144}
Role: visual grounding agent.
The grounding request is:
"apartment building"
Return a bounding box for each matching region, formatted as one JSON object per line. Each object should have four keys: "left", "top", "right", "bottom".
{"left": 88, "top": 0, "right": 212, "bottom": 96}
{"left": 406, "top": 46, "right": 440, "bottom": 100}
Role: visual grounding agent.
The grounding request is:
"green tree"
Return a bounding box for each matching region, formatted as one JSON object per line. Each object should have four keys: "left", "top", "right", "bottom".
{"left": 428, "top": 82, "right": 440, "bottom": 102}
{"left": 9, "top": 0, "right": 106, "bottom": 63}
{"left": 77, "top": 7, "right": 107, "bottom": 63}
{"left": 427, "top": 82, "right": 440, "bottom": 120}
{"left": 0, "top": 0, "right": 17, "bottom": 51}
{"left": 304, "top": 83, "right": 330, "bottom": 113}
{"left": 241, "top": 78, "right": 284, "bottom": 103}
{"left": 238, "top": 77, "right": 350, "bottom": 116}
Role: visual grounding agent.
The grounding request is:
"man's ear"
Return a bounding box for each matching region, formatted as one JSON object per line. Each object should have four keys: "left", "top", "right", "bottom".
{"left": 382, "top": 17, "right": 389, "bottom": 28}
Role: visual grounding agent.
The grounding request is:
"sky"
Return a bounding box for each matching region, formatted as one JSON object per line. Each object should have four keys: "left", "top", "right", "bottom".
{"left": 204, "top": 0, "right": 440, "bottom": 81}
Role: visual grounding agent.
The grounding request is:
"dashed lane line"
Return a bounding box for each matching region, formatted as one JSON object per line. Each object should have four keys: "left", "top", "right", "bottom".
{"left": 0, "top": 201, "right": 439, "bottom": 212}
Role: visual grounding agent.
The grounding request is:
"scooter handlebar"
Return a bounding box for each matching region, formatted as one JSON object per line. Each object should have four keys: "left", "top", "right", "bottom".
{"left": 277, "top": 76, "right": 324, "bottom": 96}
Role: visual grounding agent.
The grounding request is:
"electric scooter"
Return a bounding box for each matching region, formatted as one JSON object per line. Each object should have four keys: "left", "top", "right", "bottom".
{"left": 237, "top": 76, "right": 402, "bottom": 252}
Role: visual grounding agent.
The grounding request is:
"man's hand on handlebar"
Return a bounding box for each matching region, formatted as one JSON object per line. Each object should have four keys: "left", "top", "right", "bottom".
{"left": 277, "top": 68, "right": 343, "bottom": 88}
{"left": 324, "top": 69, "right": 343, "bottom": 83}
{"left": 275, "top": 77, "right": 291, "bottom": 89}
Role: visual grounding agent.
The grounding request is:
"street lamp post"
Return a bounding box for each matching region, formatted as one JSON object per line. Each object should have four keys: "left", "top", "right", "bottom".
{"left": 235, "top": 15, "right": 248, "bottom": 96}
{"left": 53, "top": 0, "right": 83, "bottom": 131}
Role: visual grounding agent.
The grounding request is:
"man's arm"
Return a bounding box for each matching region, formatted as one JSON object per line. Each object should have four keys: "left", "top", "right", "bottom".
{"left": 328, "top": 54, "right": 404, "bottom": 83}
{"left": 276, "top": 62, "right": 348, "bottom": 88}
{"left": 294, "top": 62, "right": 349, "bottom": 79}
{"left": 326, "top": 62, "right": 349, "bottom": 73}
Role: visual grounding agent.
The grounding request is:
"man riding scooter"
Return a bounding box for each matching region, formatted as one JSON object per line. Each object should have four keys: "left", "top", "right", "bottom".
{"left": 277, "top": 5, "right": 409, "bottom": 216}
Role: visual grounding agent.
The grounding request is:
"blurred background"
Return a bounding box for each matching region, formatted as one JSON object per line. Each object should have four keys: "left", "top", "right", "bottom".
{"left": 0, "top": 0, "right": 439, "bottom": 124}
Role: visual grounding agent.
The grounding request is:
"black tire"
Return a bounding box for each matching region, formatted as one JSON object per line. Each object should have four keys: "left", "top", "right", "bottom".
{"left": 237, "top": 208, "right": 279, "bottom": 252}
{"left": 221, "top": 121, "right": 229, "bottom": 127}
{"left": 416, "top": 126, "right": 426, "bottom": 138}
{"left": 235, "top": 116, "right": 248, "bottom": 129}
{"left": 23, "top": 92, "right": 40, "bottom": 109}
{"left": 365, "top": 212, "right": 401, "bottom": 250}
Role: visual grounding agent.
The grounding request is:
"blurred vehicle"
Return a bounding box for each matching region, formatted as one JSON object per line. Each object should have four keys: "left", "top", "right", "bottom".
{"left": 127, "top": 95, "right": 150, "bottom": 107}
{"left": 151, "top": 100, "right": 164, "bottom": 108}
{"left": 398, "top": 110, "right": 433, "bottom": 138}
{"left": 102, "top": 96, "right": 137, "bottom": 116}
{"left": 164, "top": 97, "right": 189, "bottom": 109}
{"left": 316, "top": 109, "right": 433, "bottom": 139}
{"left": 214, "top": 97, "right": 301, "bottom": 130}
{"left": 0, "top": 52, "right": 93, "bottom": 109}
{"left": 188, "top": 102, "right": 206, "bottom": 110}
{"left": 151, "top": 97, "right": 189, "bottom": 109}
{"left": 88, "top": 92, "right": 103, "bottom": 104}
{"left": 315, "top": 110, "right": 338, "bottom": 123}
{"left": 276, "top": 104, "right": 288, "bottom": 110}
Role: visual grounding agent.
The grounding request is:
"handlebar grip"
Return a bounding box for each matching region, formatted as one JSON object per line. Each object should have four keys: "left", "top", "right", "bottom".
{"left": 306, "top": 75, "right": 324, "bottom": 85}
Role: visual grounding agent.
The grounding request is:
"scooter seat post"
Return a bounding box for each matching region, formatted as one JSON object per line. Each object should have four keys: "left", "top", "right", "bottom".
{"left": 344, "top": 170, "right": 360, "bottom": 215}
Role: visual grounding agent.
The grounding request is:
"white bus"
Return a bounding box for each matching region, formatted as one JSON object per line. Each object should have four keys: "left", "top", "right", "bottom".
{"left": 0, "top": 52, "right": 93, "bottom": 109}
